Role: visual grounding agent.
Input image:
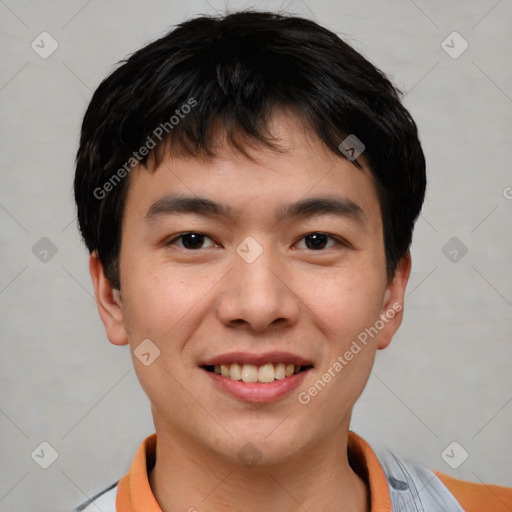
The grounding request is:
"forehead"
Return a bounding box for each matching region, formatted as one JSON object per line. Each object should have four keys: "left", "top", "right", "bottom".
{"left": 122, "top": 111, "right": 382, "bottom": 232}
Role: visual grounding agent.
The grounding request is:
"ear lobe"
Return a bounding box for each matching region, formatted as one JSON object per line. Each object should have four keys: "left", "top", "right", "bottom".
{"left": 377, "top": 252, "right": 412, "bottom": 350}
{"left": 89, "top": 251, "right": 129, "bottom": 346}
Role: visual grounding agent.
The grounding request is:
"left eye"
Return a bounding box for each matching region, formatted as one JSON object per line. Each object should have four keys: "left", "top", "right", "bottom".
{"left": 167, "top": 232, "right": 217, "bottom": 250}
{"left": 296, "top": 233, "right": 340, "bottom": 250}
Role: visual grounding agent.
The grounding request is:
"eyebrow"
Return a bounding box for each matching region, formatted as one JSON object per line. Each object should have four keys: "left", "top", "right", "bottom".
{"left": 144, "top": 194, "right": 366, "bottom": 225}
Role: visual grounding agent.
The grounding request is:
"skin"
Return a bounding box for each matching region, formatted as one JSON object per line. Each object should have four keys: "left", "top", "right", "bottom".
{"left": 90, "top": 110, "right": 411, "bottom": 512}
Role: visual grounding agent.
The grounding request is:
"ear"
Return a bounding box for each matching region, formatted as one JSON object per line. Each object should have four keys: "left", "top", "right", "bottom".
{"left": 89, "top": 251, "right": 129, "bottom": 346}
{"left": 376, "top": 251, "right": 412, "bottom": 350}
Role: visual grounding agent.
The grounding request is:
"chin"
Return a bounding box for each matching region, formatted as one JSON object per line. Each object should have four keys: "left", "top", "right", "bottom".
{"left": 210, "top": 428, "right": 310, "bottom": 468}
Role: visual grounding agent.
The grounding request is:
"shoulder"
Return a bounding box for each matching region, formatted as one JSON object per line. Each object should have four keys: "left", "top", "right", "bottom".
{"left": 434, "top": 471, "right": 512, "bottom": 512}
{"left": 74, "top": 481, "right": 118, "bottom": 511}
{"left": 375, "top": 446, "right": 512, "bottom": 512}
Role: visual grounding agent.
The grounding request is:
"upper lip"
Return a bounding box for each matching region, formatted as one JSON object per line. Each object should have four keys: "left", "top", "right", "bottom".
{"left": 200, "top": 351, "right": 314, "bottom": 367}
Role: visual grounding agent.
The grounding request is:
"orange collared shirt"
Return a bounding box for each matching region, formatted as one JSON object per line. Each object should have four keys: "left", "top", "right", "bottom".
{"left": 115, "top": 432, "right": 512, "bottom": 511}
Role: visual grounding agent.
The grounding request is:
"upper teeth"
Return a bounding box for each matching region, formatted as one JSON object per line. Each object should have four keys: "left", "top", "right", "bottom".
{"left": 213, "top": 363, "right": 302, "bottom": 383}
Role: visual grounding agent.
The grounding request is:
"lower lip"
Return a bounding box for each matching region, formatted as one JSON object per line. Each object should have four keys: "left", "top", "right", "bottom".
{"left": 203, "top": 368, "right": 311, "bottom": 403}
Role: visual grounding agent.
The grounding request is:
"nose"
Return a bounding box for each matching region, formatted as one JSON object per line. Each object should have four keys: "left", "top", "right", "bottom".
{"left": 215, "top": 242, "right": 301, "bottom": 333}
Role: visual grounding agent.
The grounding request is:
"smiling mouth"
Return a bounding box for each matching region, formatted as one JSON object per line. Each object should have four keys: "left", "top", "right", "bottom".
{"left": 203, "top": 363, "right": 313, "bottom": 383}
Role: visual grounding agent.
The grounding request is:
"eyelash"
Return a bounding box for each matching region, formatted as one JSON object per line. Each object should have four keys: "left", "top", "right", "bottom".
{"left": 165, "top": 231, "right": 349, "bottom": 251}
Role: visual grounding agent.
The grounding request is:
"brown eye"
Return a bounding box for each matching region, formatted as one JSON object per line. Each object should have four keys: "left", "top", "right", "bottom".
{"left": 296, "top": 233, "right": 340, "bottom": 250}
{"left": 168, "top": 232, "right": 216, "bottom": 250}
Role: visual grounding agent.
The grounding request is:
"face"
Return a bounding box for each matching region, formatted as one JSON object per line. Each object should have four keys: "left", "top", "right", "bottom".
{"left": 91, "top": 110, "right": 410, "bottom": 465}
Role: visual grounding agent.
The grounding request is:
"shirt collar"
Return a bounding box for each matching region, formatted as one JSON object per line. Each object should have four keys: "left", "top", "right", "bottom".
{"left": 116, "top": 431, "right": 392, "bottom": 511}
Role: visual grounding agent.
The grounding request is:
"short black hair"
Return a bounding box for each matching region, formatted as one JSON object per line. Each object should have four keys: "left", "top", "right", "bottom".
{"left": 74, "top": 10, "right": 426, "bottom": 290}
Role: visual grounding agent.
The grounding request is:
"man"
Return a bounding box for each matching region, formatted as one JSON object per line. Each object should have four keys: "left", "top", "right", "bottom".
{"left": 73, "top": 10, "right": 512, "bottom": 511}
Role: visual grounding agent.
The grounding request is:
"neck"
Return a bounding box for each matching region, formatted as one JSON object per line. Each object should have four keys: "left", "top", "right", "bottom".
{"left": 148, "top": 424, "right": 369, "bottom": 512}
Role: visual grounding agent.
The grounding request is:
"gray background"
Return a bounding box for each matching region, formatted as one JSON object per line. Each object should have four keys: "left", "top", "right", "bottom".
{"left": 1, "top": 0, "right": 511, "bottom": 510}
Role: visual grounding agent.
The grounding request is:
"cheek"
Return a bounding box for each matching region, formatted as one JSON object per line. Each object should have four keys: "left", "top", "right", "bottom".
{"left": 121, "top": 264, "right": 187, "bottom": 331}
{"left": 306, "top": 269, "right": 385, "bottom": 342}
{"left": 324, "top": 349, "right": 376, "bottom": 421}
{"left": 302, "top": 270, "right": 383, "bottom": 389}
{"left": 120, "top": 262, "right": 220, "bottom": 368}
